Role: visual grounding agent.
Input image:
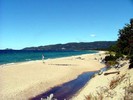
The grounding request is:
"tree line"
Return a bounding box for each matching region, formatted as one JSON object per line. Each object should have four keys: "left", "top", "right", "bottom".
{"left": 106, "top": 19, "right": 133, "bottom": 69}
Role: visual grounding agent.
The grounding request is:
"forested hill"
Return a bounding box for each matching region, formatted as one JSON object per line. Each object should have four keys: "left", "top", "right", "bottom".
{"left": 22, "top": 41, "right": 116, "bottom": 51}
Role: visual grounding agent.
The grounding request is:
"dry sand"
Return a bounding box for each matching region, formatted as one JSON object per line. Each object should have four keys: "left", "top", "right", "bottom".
{"left": 0, "top": 51, "right": 106, "bottom": 100}
{"left": 72, "top": 59, "right": 133, "bottom": 100}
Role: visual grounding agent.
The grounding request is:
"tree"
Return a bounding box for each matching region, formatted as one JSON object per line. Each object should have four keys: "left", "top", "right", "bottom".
{"left": 117, "top": 19, "right": 133, "bottom": 56}
{"left": 117, "top": 19, "right": 133, "bottom": 69}
{"left": 108, "top": 19, "right": 133, "bottom": 69}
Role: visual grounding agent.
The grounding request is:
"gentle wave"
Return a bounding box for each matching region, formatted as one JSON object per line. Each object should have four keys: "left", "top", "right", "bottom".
{"left": 0, "top": 50, "right": 98, "bottom": 65}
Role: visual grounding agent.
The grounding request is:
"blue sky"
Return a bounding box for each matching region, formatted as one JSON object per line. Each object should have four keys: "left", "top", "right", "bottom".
{"left": 0, "top": 0, "right": 133, "bottom": 49}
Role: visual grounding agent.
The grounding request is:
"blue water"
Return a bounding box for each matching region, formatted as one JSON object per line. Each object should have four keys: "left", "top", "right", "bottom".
{"left": 0, "top": 50, "right": 97, "bottom": 65}
{"left": 31, "top": 71, "right": 96, "bottom": 100}
{"left": 31, "top": 67, "right": 107, "bottom": 100}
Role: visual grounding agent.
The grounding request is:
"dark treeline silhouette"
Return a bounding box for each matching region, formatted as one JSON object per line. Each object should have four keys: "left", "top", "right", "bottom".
{"left": 108, "top": 19, "right": 133, "bottom": 69}
{"left": 22, "top": 41, "right": 115, "bottom": 51}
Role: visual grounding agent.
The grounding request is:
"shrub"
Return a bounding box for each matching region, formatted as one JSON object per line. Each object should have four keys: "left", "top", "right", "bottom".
{"left": 129, "top": 55, "right": 133, "bottom": 64}
{"left": 115, "top": 52, "right": 123, "bottom": 59}
{"left": 129, "top": 55, "right": 133, "bottom": 69}
{"left": 107, "top": 61, "right": 118, "bottom": 66}
{"left": 129, "top": 63, "right": 133, "bottom": 69}
{"left": 104, "top": 55, "right": 116, "bottom": 62}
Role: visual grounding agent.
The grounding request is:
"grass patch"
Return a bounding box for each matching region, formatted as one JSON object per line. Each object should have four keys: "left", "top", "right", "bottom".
{"left": 85, "top": 74, "right": 133, "bottom": 100}
{"left": 109, "top": 74, "right": 126, "bottom": 89}
{"left": 85, "top": 92, "right": 103, "bottom": 100}
{"left": 123, "top": 74, "right": 133, "bottom": 100}
{"left": 107, "top": 61, "right": 118, "bottom": 66}
{"left": 124, "top": 85, "right": 133, "bottom": 100}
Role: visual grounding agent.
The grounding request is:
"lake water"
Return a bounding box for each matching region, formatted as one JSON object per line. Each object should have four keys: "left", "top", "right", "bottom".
{"left": 0, "top": 50, "right": 97, "bottom": 65}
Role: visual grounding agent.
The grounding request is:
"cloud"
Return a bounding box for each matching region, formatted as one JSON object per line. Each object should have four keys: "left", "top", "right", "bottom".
{"left": 90, "top": 34, "right": 96, "bottom": 37}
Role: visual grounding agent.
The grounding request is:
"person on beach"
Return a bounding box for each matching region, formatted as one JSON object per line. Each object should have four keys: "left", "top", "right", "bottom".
{"left": 42, "top": 54, "right": 45, "bottom": 63}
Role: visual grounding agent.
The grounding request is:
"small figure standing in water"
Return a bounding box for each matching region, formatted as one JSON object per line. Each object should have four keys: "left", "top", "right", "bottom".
{"left": 42, "top": 54, "right": 45, "bottom": 63}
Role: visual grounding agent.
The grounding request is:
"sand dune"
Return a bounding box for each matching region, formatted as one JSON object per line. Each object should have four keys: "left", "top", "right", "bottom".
{"left": 72, "top": 59, "right": 133, "bottom": 100}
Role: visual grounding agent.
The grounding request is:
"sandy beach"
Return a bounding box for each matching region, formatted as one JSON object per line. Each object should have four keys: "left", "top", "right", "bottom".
{"left": 72, "top": 58, "right": 133, "bottom": 100}
{"left": 0, "top": 51, "right": 106, "bottom": 100}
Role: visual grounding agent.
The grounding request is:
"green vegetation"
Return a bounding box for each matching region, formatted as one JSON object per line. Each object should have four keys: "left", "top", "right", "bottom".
{"left": 104, "top": 54, "right": 118, "bottom": 66}
{"left": 106, "top": 19, "right": 133, "bottom": 68}
{"left": 104, "top": 55, "right": 117, "bottom": 62}
{"left": 22, "top": 41, "right": 116, "bottom": 51}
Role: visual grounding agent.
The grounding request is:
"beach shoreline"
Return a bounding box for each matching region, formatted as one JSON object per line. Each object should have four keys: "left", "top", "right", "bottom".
{"left": 0, "top": 50, "right": 98, "bottom": 67}
{"left": 0, "top": 50, "right": 99, "bottom": 68}
{"left": 0, "top": 51, "right": 106, "bottom": 100}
